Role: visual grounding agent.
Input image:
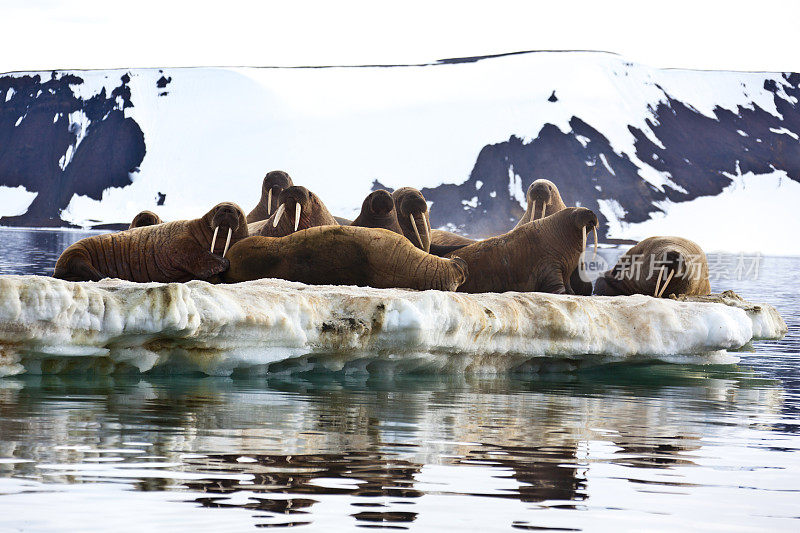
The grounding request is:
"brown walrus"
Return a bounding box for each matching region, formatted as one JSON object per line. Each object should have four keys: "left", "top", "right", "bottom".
{"left": 249, "top": 185, "right": 338, "bottom": 237}
{"left": 392, "top": 187, "right": 432, "bottom": 252}
{"left": 510, "top": 179, "right": 596, "bottom": 295}
{"left": 53, "top": 203, "right": 248, "bottom": 283}
{"left": 223, "top": 225, "right": 468, "bottom": 291}
{"left": 128, "top": 210, "right": 162, "bottom": 229}
{"left": 445, "top": 207, "right": 598, "bottom": 294}
{"left": 350, "top": 189, "right": 403, "bottom": 234}
{"left": 593, "top": 236, "right": 710, "bottom": 298}
{"left": 246, "top": 170, "right": 293, "bottom": 223}
{"left": 514, "top": 179, "right": 568, "bottom": 229}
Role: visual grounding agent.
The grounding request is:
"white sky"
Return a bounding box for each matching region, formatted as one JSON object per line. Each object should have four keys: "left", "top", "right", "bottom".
{"left": 0, "top": 0, "right": 799, "bottom": 73}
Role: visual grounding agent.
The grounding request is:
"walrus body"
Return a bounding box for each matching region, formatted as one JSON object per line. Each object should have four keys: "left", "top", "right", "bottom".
{"left": 593, "top": 236, "right": 710, "bottom": 298}
{"left": 392, "top": 187, "right": 432, "bottom": 252}
{"left": 445, "top": 207, "right": 598, "bottom": 294}
{"left": 54, "top": 203, "right": 249, "bottom": 283}
{"left": 129, "top": 210, "right": 162, "bottom": 229}
{"left": 514, "top": 179, "right": 568, "bottom": 229}
{"left": 350, "top": 190, "right": 403, "bottom": 234}
{"left": 246, "top": 170, "right": 293, "bottom": 223}
{"left": 224, "top": 225, "right": 468, "bottom": 291}
{"left": 430, "top": 229, "right": 476, "bottom": 247}
{"left": 255, "top": 186, "right": 338, "bottom": 238}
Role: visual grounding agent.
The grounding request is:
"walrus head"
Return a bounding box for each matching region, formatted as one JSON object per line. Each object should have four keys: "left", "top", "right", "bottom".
{"left": 261, "top": 170, "right": 293, "bottom": 217}
{"left": 207, "top": 202, "right": 248, "bottom": 257}
{"left": 129, "top": 210, "right": 162, "bottom": 229}
{"left": 392, "top": 187, "right": 431, "bottom": 252}
{"left": 528, "top": 179, "right": 563, "bottom": 220}
{"left": 270, "top": 185, "right": 329, "bottom": 235}
{"left": 365, "top": 189, "right": 395, "bottom": 218}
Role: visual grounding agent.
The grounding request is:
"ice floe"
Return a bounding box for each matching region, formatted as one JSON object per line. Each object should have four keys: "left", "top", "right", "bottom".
{"left": 0, "top": 276, "right": 787, "bottom": 377}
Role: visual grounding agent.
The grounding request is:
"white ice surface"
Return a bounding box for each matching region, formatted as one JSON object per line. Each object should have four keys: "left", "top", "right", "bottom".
{"left": 0, "top": 276, "right": 786, "bottom": 378}
{"left": 2, "top": 53, "right": 795, "bottom": 254}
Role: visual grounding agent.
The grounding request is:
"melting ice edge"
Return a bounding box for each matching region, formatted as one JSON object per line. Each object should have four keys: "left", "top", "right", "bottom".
{"left": 0, "top": 276, "right": 788, "bottom": 377}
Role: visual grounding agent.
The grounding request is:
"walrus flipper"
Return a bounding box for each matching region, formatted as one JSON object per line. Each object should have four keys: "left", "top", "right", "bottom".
{"left": 53, "top": 259, "right": 104, "bottom": 282}
{"left": 538, "top": 271, "right": 567, "bottom": 295}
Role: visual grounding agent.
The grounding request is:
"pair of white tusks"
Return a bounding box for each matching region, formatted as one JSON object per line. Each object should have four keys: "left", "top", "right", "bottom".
{"left": 210, "top": 226, "right": 233, "bottom": 257}
{"left": 654, "top": 266, "right": 676, "bottom": 298}
{"left": 409, "top": 212, "right": 430, "bottom": 249}
{"left": 272, "top": 202, "right": 302, "bottom": 232}
{"left": 532, "top": 200, "right": 548, "bottom": 221}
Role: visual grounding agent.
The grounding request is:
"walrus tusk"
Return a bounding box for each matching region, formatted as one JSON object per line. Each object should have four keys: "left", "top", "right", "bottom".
{"left": 592, "top": 226, "right": 598, "bottom": 261}
{"left": 267, "top": 189, "right": 272, "bottom": 216}
{"left": 540, "top": 202, "right": 546, "bottom": 220}
{"left": 654, "top": 266, "right": 665, "bottom": 297}
{"left": 658, "top": 269, "right": 675, "bottom": 298}
{"left": 222, "top": 227, "right": 232, "bottom": 257}
{"left": 210, "top": 226, "right": 219, "bottom": 253}
{"left": 294, "top": 203, "right": 302, "bottom": 232}
{"left": 532, "top": 200, "right": 538, "bottom": 221}
{"left": 423, "top": 212, "right": 431, "bottom": 245}
{"left": 579, "top": 226, "right": 586, "bottom": 276}
{"left": 409, "top": 213, "right": 423, "bottom": 249}
{"left": 272, "top": 203, "right": 285, "bottom": 227}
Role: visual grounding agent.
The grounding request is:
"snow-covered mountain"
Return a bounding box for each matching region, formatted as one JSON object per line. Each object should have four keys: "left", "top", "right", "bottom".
{"left": 1, "top": 51, "right": 798, "bottom": 254}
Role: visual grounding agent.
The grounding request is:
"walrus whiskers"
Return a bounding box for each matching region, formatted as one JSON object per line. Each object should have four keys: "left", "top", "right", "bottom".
{"left": 272, "top": 203, "right": 286, "bottom": 227}
{"left": 658, "top": 269, "right": 675, "bottom": 298}
{"left": 294, "top": 204, "right": 302, "bottom": 232}
{"left": 654, "top": 266, "right": 665, "bottom": 297}
{"left": 222, "top": 227, "right": 232, "bottom": 257}
{"left": 210, "top": 226, "right": 219, "bottom": 253}
{"left": 409, "top": 214, "right": 423, "bottom": 248}
{"left": 267, "top": 189, "right": 272, "bottom": 215}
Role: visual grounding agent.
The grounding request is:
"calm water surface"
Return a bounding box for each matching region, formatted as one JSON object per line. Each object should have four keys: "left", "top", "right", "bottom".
{"left": 0, "top": 228, "right": 798, "bottom": 532}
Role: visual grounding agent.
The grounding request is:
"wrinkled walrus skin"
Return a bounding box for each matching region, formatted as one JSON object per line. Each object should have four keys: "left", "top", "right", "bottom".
{"left": 514, "top": 179, "right": 568, "bottom": 229}
{"left": 350, "top": 189, "right": 404, "bottom": 235}
{"left": 445, "top": 207, "right": 598, "bottom": 294}
{"left": 129, "top": 210, "right": 162, "bottom": 229}
{"left": 223, "top": 225, "right": 468, "bottom": 292}
{"left": 251, "top": 185, "right": 338, "bottom": 238}
{"left": 246, "top": 170, "right": 293, "bottom": 224}
{"left": 593, "top": 236, "right": 711, "bottom": 298}
{"left": 54, "top": 203, "right": 249, "bottom": 283}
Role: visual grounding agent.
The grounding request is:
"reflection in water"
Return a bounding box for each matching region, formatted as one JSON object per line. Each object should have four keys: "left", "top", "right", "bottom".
{"left": 0, "top": 369, "right": 798, "bottom": 531}
{"left": 0, "top": 227, "right": 102, "bottom": 276}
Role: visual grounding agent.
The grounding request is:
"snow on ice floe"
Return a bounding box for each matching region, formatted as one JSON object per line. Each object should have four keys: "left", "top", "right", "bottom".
{"left": 0, "top": 276, "right": 787, "bottom": 378}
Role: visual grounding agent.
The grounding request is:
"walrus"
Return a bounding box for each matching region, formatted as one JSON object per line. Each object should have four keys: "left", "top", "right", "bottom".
{"left": 514, "top": 179, "right": 567, "bottom": 229}
{"left": 246, "top": 170, "right": 293, "bottom": 223}
{"left": 350, "top": 189, "right": 403, "bottom": 234}
{"left": 129, "top": 210, "right": 162, "bottom": 229}
{"left": 223, "top": 225, "right": 468, "bottom": 291}
{"left": 444, "top": 207, "right": 598, "bottom": 294}
{"left": 593, "top": 236, "right": 710, "bottom": 298}
{"left": 53, "top": 202, "right": 248, "bottom": 283}
{"left": 391, "top": 187, "right": 433, "bottom": 252}
{"left": 430, "top": 229, "right": 476, "bottom": 247}
{"left": 250, "top": 185, "right": 338, "bottom": 237}
{"left": 508, "top": 179, "right": 596, "bottom": 295}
